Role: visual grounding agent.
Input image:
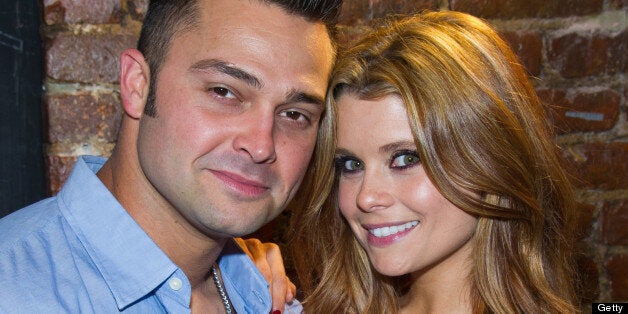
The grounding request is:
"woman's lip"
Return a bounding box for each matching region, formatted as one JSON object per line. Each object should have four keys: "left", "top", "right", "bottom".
{"left": 210, "top": 170, "right": 269, "bottom": 198}
{"left": 363, "top": 220, "right": 419, "bottom": 247}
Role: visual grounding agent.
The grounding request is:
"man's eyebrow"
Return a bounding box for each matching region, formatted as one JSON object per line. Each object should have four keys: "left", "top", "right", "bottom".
{"left": 189, "top": 59, "right": 262, "bottom": 89}
{"left": 285, "top": 89, "right": 325, "bottom": 108}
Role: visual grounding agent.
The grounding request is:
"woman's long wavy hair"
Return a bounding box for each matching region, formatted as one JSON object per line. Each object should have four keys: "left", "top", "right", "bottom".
{"left": 288, "top": 10, "right": 579, "bottom": 313}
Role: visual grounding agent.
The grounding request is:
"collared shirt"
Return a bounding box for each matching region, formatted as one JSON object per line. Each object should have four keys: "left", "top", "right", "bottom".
{"left": 0, "top": 155, "right": 302, "bottom": 313}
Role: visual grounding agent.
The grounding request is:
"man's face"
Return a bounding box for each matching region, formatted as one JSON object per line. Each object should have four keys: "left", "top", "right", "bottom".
{"left": 136, "top": 0, "right": 335, "bottom": 237}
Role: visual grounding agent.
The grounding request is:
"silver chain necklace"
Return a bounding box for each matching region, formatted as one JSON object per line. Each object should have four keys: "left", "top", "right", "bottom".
{"left": 211, "top": 265, "right": 233, "bottom": 314}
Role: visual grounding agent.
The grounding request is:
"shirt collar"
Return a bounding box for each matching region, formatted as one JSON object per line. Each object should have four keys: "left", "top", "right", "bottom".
{"left": 57, "top": 156, "right": 178, "bottom": 310}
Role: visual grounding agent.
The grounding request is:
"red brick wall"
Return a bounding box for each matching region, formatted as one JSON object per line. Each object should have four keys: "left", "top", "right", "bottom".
{"left": 41, "top": 0, "right": 627, "bottom": 305}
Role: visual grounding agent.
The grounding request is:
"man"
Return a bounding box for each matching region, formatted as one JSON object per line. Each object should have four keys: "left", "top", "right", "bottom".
{"left": 0, "top": 0, "right": 340, "bottom": 312}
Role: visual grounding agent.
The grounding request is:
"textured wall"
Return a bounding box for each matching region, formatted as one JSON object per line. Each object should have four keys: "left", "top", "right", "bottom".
{"left": 40, "top": 0, "right": 627, "bottom": 305}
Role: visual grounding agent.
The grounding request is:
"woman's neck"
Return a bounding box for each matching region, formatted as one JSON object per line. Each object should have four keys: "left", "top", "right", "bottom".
{"left": 398, "top": 244, "right": 474, "bottom": 313}
{"left": 398, "top": 277, "right": 472, "bottom": 314}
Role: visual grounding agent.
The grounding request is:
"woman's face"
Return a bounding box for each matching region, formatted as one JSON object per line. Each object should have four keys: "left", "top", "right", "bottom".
{"left": 335, "top": 93, "right": 478, "bottom": 277}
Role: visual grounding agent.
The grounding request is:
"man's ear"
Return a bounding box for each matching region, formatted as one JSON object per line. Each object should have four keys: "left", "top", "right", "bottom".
{"left": 119, "top": 49, "right": 150, "bottom": 119}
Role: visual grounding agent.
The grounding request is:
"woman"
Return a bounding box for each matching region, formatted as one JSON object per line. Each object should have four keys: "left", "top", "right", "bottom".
{"left": 289, "top": 11, "right": 579, "bottom": 313}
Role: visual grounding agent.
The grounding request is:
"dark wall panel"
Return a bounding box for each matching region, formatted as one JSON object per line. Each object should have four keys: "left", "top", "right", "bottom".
{"left": 0, "top": 1, "right": 45, "bottom": 217}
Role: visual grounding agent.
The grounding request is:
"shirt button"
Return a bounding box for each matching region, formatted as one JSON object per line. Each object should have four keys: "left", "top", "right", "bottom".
{"left": 169, "top": 277, "right": 183, "bottom": 291}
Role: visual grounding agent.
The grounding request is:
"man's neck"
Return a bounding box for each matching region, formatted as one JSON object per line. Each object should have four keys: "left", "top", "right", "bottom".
{"left": 97, "top": 142, "right": 226, "bottom": 287}
{"left": 190, "top": 266, "right": 232, "bottom": 313}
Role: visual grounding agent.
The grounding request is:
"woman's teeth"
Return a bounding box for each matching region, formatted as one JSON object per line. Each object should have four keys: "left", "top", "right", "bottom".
{"left": 369, "top": 221, "right": 419, "bottom": 237}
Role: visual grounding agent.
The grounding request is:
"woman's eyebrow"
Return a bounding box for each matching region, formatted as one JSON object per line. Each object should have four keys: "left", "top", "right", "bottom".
{"left": 379, "top": 140, "right": 416, "bottom": 154}
{"left": 334, "top": 147, "right": 354, "bottom": 156}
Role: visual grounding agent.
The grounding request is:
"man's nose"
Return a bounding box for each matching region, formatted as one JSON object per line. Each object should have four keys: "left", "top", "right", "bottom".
{"left": 232, "top": 109, "right": 277, "bottom": 164}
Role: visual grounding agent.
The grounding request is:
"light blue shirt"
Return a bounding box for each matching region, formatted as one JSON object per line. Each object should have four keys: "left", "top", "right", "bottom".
{"left": 0, "top": 156, "right": 302, "bottom": 313}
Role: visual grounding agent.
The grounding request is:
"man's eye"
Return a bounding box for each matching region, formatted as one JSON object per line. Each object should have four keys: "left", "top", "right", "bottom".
{"left": 280, "top": 110, "right": 311, "bottom": 123}
{"left": 391, "top": 152, "right": 420, "bottom": 168}
{"left": 284, "top": 111, "right": 303, "bottom": 120}
{"left": 209, "top": 87, "right": 236, "bottom": 99}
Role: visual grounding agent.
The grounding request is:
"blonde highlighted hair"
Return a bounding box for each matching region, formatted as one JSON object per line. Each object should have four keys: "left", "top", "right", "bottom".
{"left": 289, "top": 10, "right": 579, "bottom": 313}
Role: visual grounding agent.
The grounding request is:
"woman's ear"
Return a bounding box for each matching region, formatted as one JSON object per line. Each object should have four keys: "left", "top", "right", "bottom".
{"left": 119, "top": 49, "right": 150, "bottom": 119}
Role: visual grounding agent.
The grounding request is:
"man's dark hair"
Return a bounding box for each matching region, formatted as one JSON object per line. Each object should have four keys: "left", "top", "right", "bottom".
{"left": 137, "top": 0, "right": 343, "bottom": 117}
{"left": 264, "top": 0, "right": 342, "bottom": 37}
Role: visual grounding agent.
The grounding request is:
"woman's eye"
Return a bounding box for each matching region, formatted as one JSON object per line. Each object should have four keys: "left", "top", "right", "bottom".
{"left": 345, "top": 159, "right": 363, "bottom": 171}
{"left": 335, "top": 157, "right": 364, "bottom": 173}
{"left": 391, "top": 152, "right": 420, "bottom": 168}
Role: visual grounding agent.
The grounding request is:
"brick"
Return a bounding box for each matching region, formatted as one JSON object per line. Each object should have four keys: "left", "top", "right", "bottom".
{"left": 45, "top": 31, "right": 138, "bottom": 83}
{"left": 45, "top": 155, "right": 77, "bottom": 195}
{"left": 576, "top": 255, "right": 599, "bottom": 303}
{"left": 44, "top": 0, "right": 121, "bottom": 25}
{"left": 611, "top": 0, "right": 628, "bottom": 9}
{"left": 538, "top": 88, "right": 620, "bottom": 134}
{"left": 44, "top": 0, "right": 64, "bottom": 25}
{"left": 561, "top": 142, "right": 628, "bottom": 190}
{"left": 339, "top": 0, "right": 437, "bottom": 24}
{"left": 44, "top": 92, "right": 122, "bottom": 143}
{"left": 369, "top": 0, "right": 438, "bottom": 19}
{"left": 574, "top": 202, "right": 595, "bottom": 242}
{"left": 336, "top": 25, "right": 372, "bottom": 46}
{"left": 338, "top": 0, "right": 369, "bottom": 25}
{"left": 450, "top": 0, "right": 602, "bottom": 19}
{"left": 608, "top": 29, "right": 627, "bottom": 74}
{"left": 606, "top": 254, "right": 628, "bottom": 300}
{"left": 548, "top": 33, "right": 614, "bottom": 78}
{"left": 600, "top": 199, "right": 628, "bottom": 245}
{"left": 500, "top": 31, "right": 542, "bottom": 76}
{"left": 127, "top": 0, "right": 149, "bottom": 20}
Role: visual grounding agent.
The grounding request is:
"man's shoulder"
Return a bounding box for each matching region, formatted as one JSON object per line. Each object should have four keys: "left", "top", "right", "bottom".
{"left": 0, "top": 196, "right": 119, "bottom": 312}
{"left": 0, "top": 197, "right": 86, "bottom": 310}
{"left": 0, "top": 155, "right": 104, "bottom": 247}
{"left": 0, "top": 197, "right": 61, "bottom": 250}
{"left": 0, "top": 154, "right": 109, "bottom": 252}
{"left": 0, "top": 196, "right": 78, "bottom": 273}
